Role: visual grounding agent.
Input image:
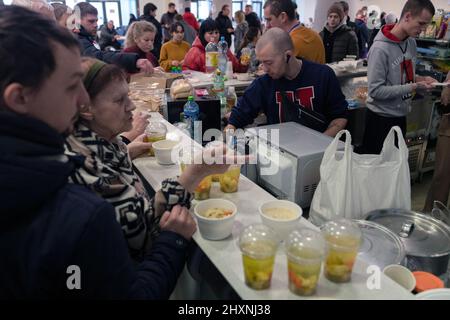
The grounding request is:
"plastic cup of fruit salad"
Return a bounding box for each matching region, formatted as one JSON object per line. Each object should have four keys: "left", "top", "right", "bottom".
{"left": 286, "top": 229, "right": 325, "bottom": 296}
{"left": 239, "top": 224, "right": 278, "bottom": 290}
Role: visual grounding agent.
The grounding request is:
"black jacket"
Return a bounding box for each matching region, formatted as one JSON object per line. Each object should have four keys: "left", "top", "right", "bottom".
{"left": 215, "top": 11, "right": 233, "bottom": 47}
{"left": 98, "top": 24, "right": 121, "bottom": 50}
{"left": 140, "top": 14, "right": 163, "bottom": 60}
{"left": 320, "top": 24, "right": 359, "bottom": 63}
{"left": 77, "top": 26, "right": 139, "bottom": 73}
{"left": 0, "top": 112, "right": 189, "bottom": 299}
{"left": 245, "top": 12, "right": 261, "bottom": 30}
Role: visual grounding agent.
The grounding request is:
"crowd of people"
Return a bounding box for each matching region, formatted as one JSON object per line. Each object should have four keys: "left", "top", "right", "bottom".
{"left": 0, "top": 0, "right": 449, "bottom": 299}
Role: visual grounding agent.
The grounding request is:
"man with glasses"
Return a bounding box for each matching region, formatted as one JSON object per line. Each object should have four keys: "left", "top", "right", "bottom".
{"left": 225, "top": 28, "right": 347, "bottom": 138}
{"left": 263, "top": 0, "right": 325, "bottom": 64}
{"left": 359, "top": 0, "right": 437, "bottom": 154}
{"left": 74, "top": 2, "right": 153, "bottom": 73}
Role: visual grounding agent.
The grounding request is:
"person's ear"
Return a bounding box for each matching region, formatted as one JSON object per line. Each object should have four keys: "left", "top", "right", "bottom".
{"left": 2, "top": 83, "right": 31, "bottom": 114}
{"left": 79, "top": 104, "right": 95, "bottom": 121}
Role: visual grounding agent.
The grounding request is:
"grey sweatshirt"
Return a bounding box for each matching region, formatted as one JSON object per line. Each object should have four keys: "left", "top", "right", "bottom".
{"left": 366, "top": 25, "right": 417, "bottom": 117}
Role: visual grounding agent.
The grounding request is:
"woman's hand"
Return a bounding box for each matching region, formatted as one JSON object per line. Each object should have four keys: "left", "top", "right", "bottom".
{"left": 178, "top": 144, "right": 250, "bottom": 192}
{"left": 121, "top": 112, "right": 150, "bottom": 142}
{"left": 159, "top": 205, "right": 197, "bottom": 240}
{"left": 136, "top": 59, "right": 154, "bottom": 74}
{"left": 127, "top": 133, "right": 152, "bottom": 160}
{"left": 171, "top": 60, "right": 180, "bottom": 67}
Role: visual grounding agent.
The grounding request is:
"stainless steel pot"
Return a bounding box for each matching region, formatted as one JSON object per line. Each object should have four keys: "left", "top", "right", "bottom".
{"left": 365, "top": 209, "right": 450, "bottom": 277}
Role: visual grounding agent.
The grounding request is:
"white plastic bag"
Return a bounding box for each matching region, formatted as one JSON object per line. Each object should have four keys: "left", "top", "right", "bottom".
{"left": 310, "top": 127, "right": 411, "bottom": 225}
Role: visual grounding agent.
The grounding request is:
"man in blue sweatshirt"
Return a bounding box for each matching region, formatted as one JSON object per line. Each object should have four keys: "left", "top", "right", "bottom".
{"left": 226, "top": 27, "right": 348, "bottom": 137}
{"left": 0, "top": 6, "right": 200, "bottom": 299}
{"left": 360, "top": 0, "right": 436, "bottom": 154}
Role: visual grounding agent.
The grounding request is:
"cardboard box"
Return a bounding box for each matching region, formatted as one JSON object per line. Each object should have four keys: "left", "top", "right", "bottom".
{"left": 130, "top": 72, "right": 183, "bottom": 89}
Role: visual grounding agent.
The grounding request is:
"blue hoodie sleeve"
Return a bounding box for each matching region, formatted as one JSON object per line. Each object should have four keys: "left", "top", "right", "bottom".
{"left": 228, "top": 78, "right": 266, "bottom": 128}
{"left": 324, "top": 67, "right": 348, "bottom": 121}
{"left": 71, "top": 202, "right": 188, "bottom": 299}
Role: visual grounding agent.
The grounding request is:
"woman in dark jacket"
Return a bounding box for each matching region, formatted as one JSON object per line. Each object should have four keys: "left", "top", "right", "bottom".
{"left": 215, "top": 4, "right": 234, "bottom": 47}
{"left": 320, "top": 3, "right": 358, "bottom": 63}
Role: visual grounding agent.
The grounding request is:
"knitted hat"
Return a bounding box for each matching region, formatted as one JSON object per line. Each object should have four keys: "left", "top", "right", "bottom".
{"left": 327, "top": 3, "right": 344, "bottom": 21}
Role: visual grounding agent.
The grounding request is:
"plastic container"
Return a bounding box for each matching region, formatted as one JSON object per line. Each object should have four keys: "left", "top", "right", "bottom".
{"left": 183, "top": 96, "right": 200, "bottom": 141}
{"left": 239, "top": 224, "right": 278, "bottom": 290}
{"left": 413, "top": 271, "right": 445, "bottom": 293}
{"left": 205, "top": 41, "right": 219, "bottom": 73}
{"left": 144, "top": 121, "right": 167, "bottom": 156}
{"left": 226, "top": 86, "right": 237, "bottom": 113}
{"left": 194, "top": 199, "right": 237, "bottom": 240}
{"left": 219, "top": 164, "right": 241, "bottom": 193}
{"left": 285, "top": 229, "right": 325, "bottom": 296}
{"left": 179, "top": 145, "right": 212, "bottom": 201}
{"left": 218, "top": 36, "right": 228, "bottom": 75}
{"left": 259, "top": 200, "right": 302, "bottom": 242}
{"left": 321, "top": 219, "right": 362, "bottom": 283}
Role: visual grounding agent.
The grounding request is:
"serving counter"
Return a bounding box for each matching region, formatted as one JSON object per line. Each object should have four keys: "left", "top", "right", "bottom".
{"left": 133, "top": 113, "right": 414, "bottom": 300}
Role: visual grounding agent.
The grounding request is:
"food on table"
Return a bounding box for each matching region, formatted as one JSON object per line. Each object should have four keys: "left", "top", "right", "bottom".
{"left": 194, "top": 175, "right": 212, "bottom": 200}
{"left": 219, "top": 166, "right": 240, "bottom": 193}
{"left": 211, "top": 174, "right": 222, "bottom": 182}
{"left": 263, "top": 207, "right": 297, "bottom": 220}
{"left": 203, "top": 207, "right": 233, "bottom": 219}
{"left": 324, "top": 235, "right": 359, "bottom": 283}
{"left": 287, "top": 247, "right": 322, "bottom": 296}
{"left": 241, "top": 241, "right": 276, "bottom": 290}
{"left": 180, "top": 163, "right": 212, "bottom": 200}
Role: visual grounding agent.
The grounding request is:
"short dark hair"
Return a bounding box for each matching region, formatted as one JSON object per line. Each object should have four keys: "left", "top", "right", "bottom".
{"left": 170, "top": 21, "right": 184, "bottom": 33}
{"left": 245, "top": 4, "right": 253, "bottom": 9}
{"left": 199, "top": 19, "right": 219, "bottom": 47}
{"left": 0, "top": 6, "right": 80, "bottom": 110}
{"left": 263, "top": 0, "right": 296, "bottom": 21}
{"left": 339, "top": 1, "right": 349, "bottom": 12}
{"left": 75, "top": 2, "right": 98, "bottom": 18}
{"left": 221, "top": 4, "right": 229, "bottom": 11}
{"left": 400, "top": 0, "right": 435, "bottom": 19}
{"left": 168, "top": 2, "right": 175, "bottom": 7}
{"left": 143, "top": 3, "right": 157, "bottom": 16}
{"left": 185, "top": 7, "right": 191, "bottom": 13}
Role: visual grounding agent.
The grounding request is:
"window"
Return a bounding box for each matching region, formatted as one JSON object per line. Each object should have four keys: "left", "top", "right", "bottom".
{"left": 190, "top": 0, "right": 212, "bottom": 21}
{"left": 252, "top": 1, "right": 262, "bottom": 19}
{"left": 232, "top": 1, "right": 242, "bottom": 14}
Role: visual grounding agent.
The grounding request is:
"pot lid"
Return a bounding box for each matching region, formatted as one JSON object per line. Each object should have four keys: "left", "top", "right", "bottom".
{"left": 365, "top": 209, "right": 450, "bottom": 258}
{"left": 354, "top": 220, "right": 406, "bottom": 269}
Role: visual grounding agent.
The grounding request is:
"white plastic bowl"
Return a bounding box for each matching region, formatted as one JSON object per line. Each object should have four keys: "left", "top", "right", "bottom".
{"left": 152, "top": 139, "right": 179, "bottom": 165}
{"left": 194, "top": 199, "right": 238, "bottom": 240}
{"left": 383, "top": 264, "right": 416, "bottom": 292}
{"left": 259, "top": 200, "right": 302, "bottom": 241}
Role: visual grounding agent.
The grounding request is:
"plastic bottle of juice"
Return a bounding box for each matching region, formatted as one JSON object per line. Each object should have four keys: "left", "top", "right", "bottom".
{"left": 205, "top": 42, "right": 219, "bottom": 73}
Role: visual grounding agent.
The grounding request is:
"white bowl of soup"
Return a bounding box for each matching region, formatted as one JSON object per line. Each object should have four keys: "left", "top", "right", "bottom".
{"left": 152, "top": 139, "right": 180, "bottom": 165}
{"left": 259, "top": 200, "right": 303, "bottom": 241}
{"left": 194, "top": 199, "right": 238, "bottom": 240}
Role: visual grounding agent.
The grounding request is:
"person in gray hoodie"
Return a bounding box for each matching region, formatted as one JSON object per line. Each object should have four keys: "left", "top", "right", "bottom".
{"left": 360, "top": 0, "right": 437, "bottom": 155}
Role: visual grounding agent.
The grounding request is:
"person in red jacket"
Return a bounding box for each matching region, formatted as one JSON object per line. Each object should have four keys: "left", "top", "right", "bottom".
{"left": 183, "top": 7, "right": 199, "bottom": 32}
{"left": 183, "top": 19, "right": 248, "bottom": 73}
